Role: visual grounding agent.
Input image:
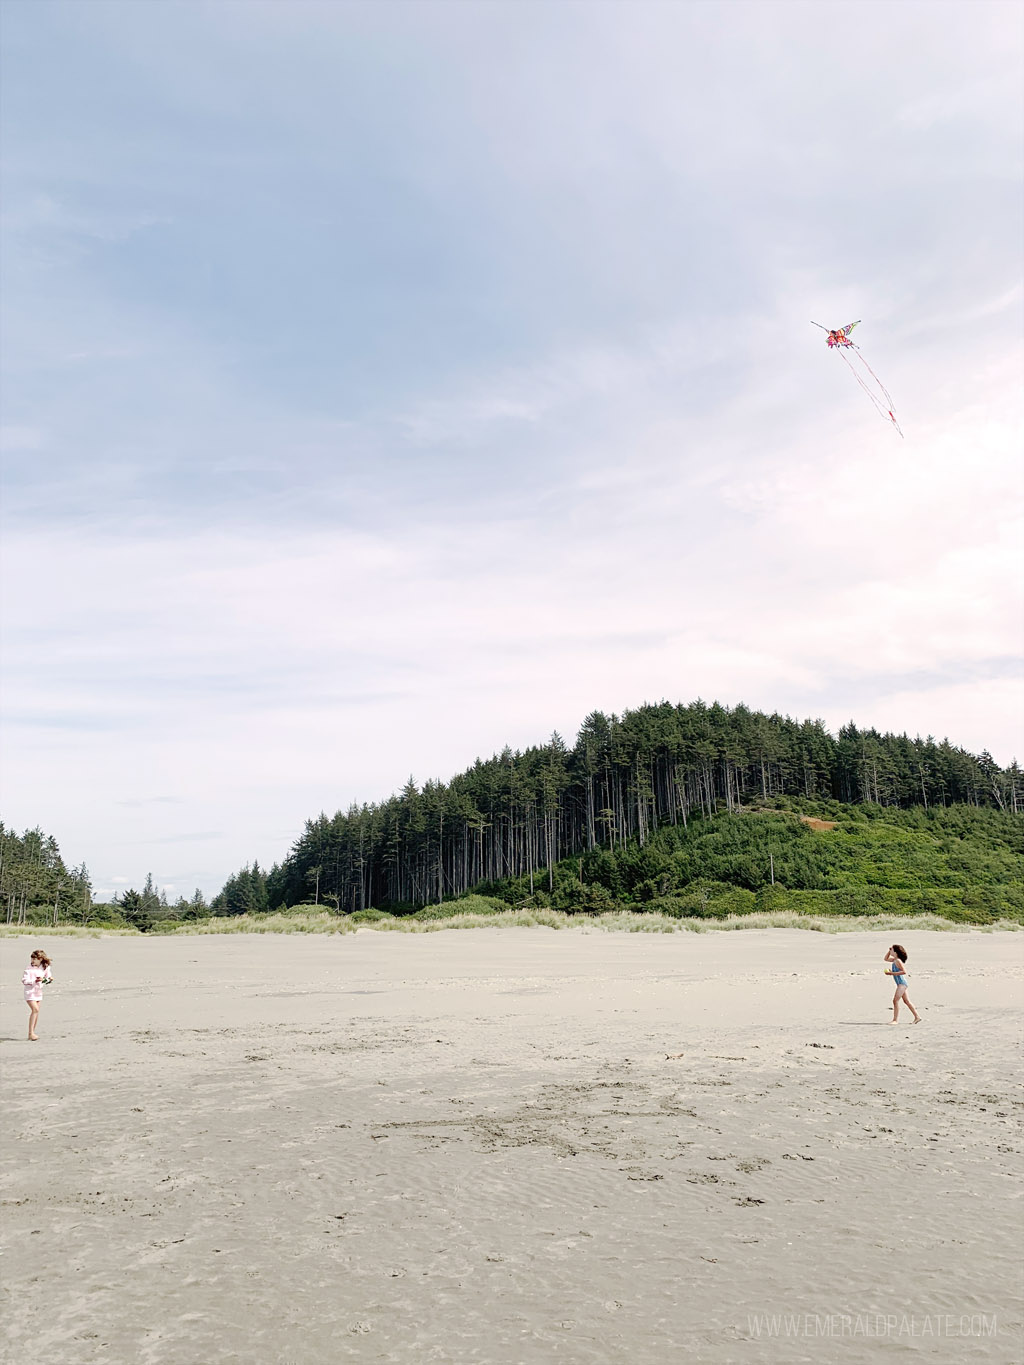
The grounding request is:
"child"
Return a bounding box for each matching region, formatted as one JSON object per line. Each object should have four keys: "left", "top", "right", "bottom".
{"left": 22, "top": 950, "right": 53, "bottom": 1041}
{"left": 884, "top": 944, "right": 920, "bottom": 1024}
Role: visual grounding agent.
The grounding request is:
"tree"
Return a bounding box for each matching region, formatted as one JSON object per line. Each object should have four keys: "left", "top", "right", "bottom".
{"left": 118, "top": 888, "right": 152, "bottom": 933}
{"left": 141, "top": 873, "right": 163, "bottom": 916}
{"left": 175, "top": 888, "right": 209, "bottom": 920}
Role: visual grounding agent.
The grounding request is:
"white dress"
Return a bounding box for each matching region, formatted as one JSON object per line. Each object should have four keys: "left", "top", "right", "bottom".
{"left": 23, "top": 964, "right": 49, "bottom": 1003}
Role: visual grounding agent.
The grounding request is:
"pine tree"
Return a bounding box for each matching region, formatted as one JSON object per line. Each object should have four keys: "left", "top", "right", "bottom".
{"left": 118, "top": 888, "right": 152, "bottom": 932}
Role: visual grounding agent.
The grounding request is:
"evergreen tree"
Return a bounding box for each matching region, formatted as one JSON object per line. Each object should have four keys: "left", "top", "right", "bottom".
{"left": 118, "top": 888, "right": 152, "bottom": 932}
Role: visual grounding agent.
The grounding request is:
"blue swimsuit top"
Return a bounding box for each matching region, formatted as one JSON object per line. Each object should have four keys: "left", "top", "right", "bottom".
{"left": 891, "top": 963, "right": 907, "bottom": 985}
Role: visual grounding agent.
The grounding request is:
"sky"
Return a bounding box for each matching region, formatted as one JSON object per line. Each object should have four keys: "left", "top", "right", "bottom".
{"left": 1, "top": 0, "right": 1022, "bottom": 901}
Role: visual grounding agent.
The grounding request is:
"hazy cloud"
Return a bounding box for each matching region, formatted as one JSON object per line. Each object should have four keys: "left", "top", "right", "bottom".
{"left": 2, "top": 0, "right": 1021, "bottom": 893}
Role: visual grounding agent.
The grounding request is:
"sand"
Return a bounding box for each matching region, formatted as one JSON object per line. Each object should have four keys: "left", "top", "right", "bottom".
{"left": 1, "top": 927, "right": 1022, "bottom": 1364}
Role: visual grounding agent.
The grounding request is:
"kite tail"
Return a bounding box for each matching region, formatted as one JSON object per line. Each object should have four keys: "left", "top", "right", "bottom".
{"left": 839, "top": 348, "right": 904, "bottom": 438}
{"left": 856, "top": 351, "right": 897, "bottom": 412}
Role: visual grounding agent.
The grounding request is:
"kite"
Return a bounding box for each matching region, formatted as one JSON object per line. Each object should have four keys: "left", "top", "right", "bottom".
{"left": 811, "top": 320, "right": 903, "bottom": 437}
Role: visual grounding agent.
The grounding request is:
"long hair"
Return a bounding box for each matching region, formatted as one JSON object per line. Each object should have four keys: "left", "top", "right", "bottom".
{"left": 890, "top": 944, "right": 907, "bottom": 964}
{"left": 30, "top": 950, "right": 52, "bottom": 969}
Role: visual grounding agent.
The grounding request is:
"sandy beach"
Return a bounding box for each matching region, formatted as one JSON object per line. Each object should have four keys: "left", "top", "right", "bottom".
{"left": 2, "top": 927, "right": 1022, "bottom": 1364}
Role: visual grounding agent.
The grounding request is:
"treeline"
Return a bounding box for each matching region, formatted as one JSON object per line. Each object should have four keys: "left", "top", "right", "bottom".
{"left": 1, "top": 823, "right": 91, "bottom": 926}
{"left": 0, "top": 825, "right": 212, "bottom": 929}
{"left": 113, "top": 875, "right": 209, "bottom": 931}
{"left": 233, "top": 701, "right": 1021, "bottom": 914}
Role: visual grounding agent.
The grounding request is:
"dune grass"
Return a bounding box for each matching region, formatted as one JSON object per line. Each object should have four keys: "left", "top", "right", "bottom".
{"left": 352, "top": 909, "right": 1020, "bottom": 935}
{"left": 0, "top": 924, "right": 139, "bottom": 938}
{"left": 4, "top": 910, "right": 1020, "bottom": 938}
{"left": 177, "top": 911, "right": 358, "bottom": 935}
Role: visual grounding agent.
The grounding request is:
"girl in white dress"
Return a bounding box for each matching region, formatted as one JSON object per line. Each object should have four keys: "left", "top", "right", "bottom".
{"left": 22, "top": 950, "right": 53, "bottom": 1041}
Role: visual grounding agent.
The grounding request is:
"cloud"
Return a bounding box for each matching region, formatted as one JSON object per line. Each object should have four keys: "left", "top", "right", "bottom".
{"left": 149, "top": 832, "right": 222, "bottom": 845}
{"left": 0, "top": 425, "right": 47, "bottom": 452}
{"left": 844, "top": 678, "right": 1024, "bottom": 760}
{"left": 1, "top": 1, "right": 1021, "bottom": 893}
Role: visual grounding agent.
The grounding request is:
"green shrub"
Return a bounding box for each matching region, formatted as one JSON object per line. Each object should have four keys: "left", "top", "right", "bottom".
{"left": 516, "top": 891, "right": 552, "bottom": 909}
{"left": 707, "top": 887, "right": 758, "bottom": 917}
{"left": 747, "top": 884, "right": 1022, "bottom": 924}
{"left": 549, "top": 880, "right": 617, "bottom": 915}
{"left": 413, "top": 904, "right": 465, "bottom": 922}
{"left": 458, "top": 894, "right": 509, "bottom": 914}
{"left": 414, "top": 894, "right": 509, "bottom": 922}
{"left": 641, "top": 896, "right": 694, "bottom": 919}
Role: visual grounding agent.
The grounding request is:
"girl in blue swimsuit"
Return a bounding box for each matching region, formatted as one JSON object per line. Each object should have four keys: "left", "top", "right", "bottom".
{"left": 884, "top": 944, "right": 921, "bottom": 1024}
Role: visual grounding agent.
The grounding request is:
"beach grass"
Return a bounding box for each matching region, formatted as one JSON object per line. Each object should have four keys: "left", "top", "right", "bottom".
{"left": 0, "top": 924, "right": 139, "bottom": 938}
{"left": 3, "top": 910, "right": 1020, "bottom": 938}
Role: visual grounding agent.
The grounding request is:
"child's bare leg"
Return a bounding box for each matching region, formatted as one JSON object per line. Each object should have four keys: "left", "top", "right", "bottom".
{"left": 889, "top": 989, "right": 901, "bottom": 1024}
{"left": 904, "top": 993, "right": 921, "bottom": 1023}
{"left": 27, "top": 1002, "right": 39, "bottom": 1040}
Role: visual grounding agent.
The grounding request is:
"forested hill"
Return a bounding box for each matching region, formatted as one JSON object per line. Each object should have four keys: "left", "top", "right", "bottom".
{"left": 220, "top": 701, "right": 1022, "bottom": 917}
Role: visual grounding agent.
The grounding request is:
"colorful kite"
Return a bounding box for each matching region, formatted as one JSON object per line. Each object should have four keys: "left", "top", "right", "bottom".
{"left": 811, "top": 320, "right": 903, "bottom": 437}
